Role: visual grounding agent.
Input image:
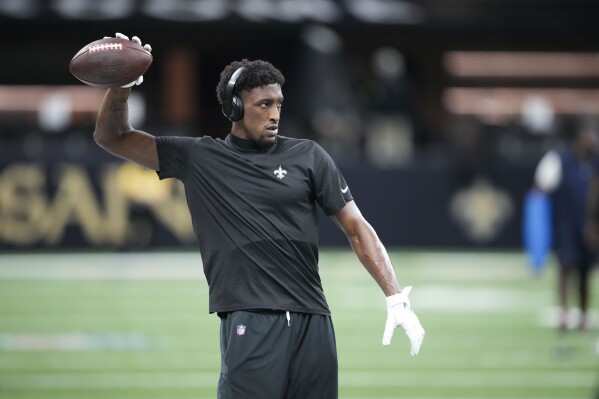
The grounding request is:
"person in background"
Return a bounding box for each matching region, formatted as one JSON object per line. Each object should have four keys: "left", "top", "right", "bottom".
{"left": 535, "top": 117, "right": 599, "bottom": 331}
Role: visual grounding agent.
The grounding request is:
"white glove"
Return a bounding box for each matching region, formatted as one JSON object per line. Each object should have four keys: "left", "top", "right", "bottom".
{"left": 103, "top": 33, "right": 153, "bottom": 88}
{"left": 382, "top": 286, "right": 425, "bottom": 356}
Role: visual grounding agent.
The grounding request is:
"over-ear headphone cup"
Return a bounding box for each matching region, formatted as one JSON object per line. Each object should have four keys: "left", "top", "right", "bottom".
{"left": 230, "top": 95, "right": 244, "bottom": 122}
{"left": 222, "top": 66, "right": 245, "bottom": 122}
{"left": 222, "top": 102, "right": 233, "bottom": 119}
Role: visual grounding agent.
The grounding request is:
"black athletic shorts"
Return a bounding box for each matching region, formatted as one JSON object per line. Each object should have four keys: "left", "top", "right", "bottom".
{"left": 217, "top": 310, "right": 338, "bottom": 399}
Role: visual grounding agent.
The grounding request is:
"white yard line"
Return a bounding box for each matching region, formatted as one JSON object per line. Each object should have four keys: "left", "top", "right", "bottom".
{"left": 1, "top": 370, "right": 594, "bottom": 390}
{"left": 0, "top": 332, "right": 155, "bottom": 351}
{"left": 0, "top": 252, "right": 205, "bottom": 280}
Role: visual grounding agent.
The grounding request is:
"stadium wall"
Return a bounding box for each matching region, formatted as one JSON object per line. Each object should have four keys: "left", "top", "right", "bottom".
{"left": 0, "top": 153, "right": 533, "bottom": 250}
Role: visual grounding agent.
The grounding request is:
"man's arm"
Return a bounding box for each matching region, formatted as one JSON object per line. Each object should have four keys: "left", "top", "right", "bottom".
{"left": 332, "top": 200, "right": 424, "bottom": 355}
{"left": 585, "top": 175, "right": 599, "bottom": 248}
{"left": 93, "top": 87, "right": 159, "bottom": 171}
{"left": 332, "top": 200, "right": 400, "bottom": 296}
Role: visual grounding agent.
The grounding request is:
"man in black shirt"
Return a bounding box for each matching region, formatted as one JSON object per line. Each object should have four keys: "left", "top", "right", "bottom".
{"left": 94, "top": 33, "right": 424, "bottom": 399}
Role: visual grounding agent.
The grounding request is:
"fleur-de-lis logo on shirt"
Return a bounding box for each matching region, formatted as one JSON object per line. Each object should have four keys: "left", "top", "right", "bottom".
{"left": 274, "top": 165, "right": 287, "bottom": 179}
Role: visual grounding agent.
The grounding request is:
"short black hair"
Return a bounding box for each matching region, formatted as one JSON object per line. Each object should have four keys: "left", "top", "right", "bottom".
{"left": 216, "top": 59, "right": 285, "bottom": 105}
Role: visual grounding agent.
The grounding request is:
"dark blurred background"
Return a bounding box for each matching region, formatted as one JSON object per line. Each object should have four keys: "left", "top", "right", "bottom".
{"left": 2, "top": 0, "right": 599, "bottom": 250}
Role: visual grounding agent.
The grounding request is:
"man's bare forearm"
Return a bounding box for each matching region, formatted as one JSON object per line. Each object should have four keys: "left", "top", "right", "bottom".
{"left": 587, "top": 177, "right": 599, "bottom": 221}
{"left": 92, "top": 88, "right": 159, "bottom": 170}
{"left": 94, "top": 87, "right": 133, "bottom": 148}
{"left": 333, "top": 202, "right": 402, "bottom": 297}
{"left": 349, "top": 221, "right": 401, "bottom": 296}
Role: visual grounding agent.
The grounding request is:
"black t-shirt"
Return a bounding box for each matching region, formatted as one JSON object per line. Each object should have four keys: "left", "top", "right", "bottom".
{"left": 156, "top": 134, "right": 353, "bottom": 315}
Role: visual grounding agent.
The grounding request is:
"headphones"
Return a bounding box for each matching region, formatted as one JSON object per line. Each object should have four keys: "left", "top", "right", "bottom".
{"left": 222, "top": 66, "right": 245, "bottom": 122}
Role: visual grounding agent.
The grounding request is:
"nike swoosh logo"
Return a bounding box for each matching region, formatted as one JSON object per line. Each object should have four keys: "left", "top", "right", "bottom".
{"left": 341, "top": 186, "right": 349, "bottom": 194}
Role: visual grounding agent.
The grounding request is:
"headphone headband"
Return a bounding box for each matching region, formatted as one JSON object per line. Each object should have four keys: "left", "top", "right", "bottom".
{"left": 226, "top": 67, "right": 245, "bottom": 99}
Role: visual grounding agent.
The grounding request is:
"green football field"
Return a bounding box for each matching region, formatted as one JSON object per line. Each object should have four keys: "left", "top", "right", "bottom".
{"left": 0, "top": 250, "right": 597, "bottom": 399}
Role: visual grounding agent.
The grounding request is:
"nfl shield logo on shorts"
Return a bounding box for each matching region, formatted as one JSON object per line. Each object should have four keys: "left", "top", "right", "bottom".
{"left": 236, "top": 324, "right": 246, "bottom": 336}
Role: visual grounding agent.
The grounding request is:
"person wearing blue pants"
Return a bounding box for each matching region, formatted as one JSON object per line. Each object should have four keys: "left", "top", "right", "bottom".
{"left": 535, "top": 118, "right": 599, "bottom": 331}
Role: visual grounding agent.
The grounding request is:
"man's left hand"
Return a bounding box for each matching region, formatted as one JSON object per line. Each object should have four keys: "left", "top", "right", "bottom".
{"left": 382, "top": 286, "right": 425, "bottom": 356}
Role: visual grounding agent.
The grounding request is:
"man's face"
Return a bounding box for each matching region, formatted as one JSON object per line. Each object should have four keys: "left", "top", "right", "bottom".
{"left": 235, "top": 84, "right": 283, "bottom": 146}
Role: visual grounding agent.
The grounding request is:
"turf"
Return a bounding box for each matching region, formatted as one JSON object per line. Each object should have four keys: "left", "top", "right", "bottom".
{"left": 0, "top": 250, "right": 597, "bottom": 399}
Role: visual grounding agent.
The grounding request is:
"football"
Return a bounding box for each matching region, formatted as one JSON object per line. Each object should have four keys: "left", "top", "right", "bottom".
{"left": 69, "top": 37, "right": 153, "bottom": 88}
